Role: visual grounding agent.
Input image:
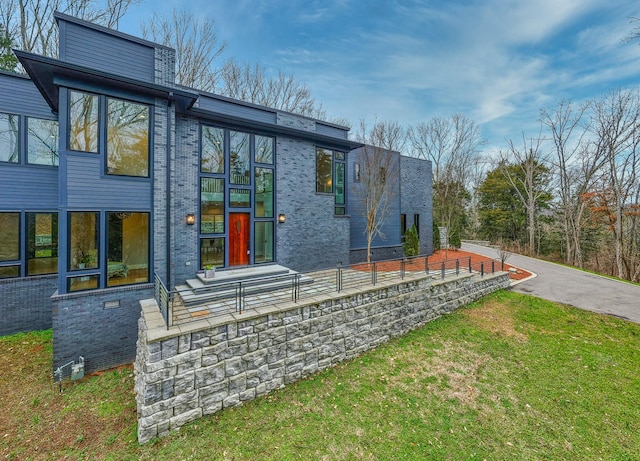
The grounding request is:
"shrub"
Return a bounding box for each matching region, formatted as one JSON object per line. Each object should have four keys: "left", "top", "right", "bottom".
{"left": 403, "top": 224, "right": 420, "bottom": 257}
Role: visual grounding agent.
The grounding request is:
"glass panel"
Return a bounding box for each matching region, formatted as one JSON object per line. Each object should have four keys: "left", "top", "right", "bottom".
{"left": 414, "top": 214, "right": 420, "bottom": 237}
{"left": 200, "top": 238, "right": 224, "bottom": 269}
{"left": 68, "top": 274, "right": 99, "bottom": 292}
{"left": 107, "top": 212, "right": 149, "bottom": 287}
{"left": 27, "top": 118, "right": 59, "bottom": 166}
{"left": 354, "top": 163, "right": 361, "bottom": 182}
{"left": 69, "top": 90, "right": 98, "bottom": 153}
{"left": 0, "top": 212, "right": 19, "bottom": 261}
{"left": 107, "top": 98, "right": 149, "bottom": 177}
{"left": 201, "top": 126, "right": 224, "bottom": 173}
{"left": 0, "top": 113, "right": 19, "bottom": 163}
{"left": 316, "top": 148, "right": 332, "bottom": 193}
{"left": 229, "top": 188, "right": 250, "bottom": 208}
{"left": 70, "top": 212, "right": 98, "bottom": 270}
{"left": 201, "top": 178, "right": 224, "bottom": 233}
{"left": 254, "top": 222, "right": 273, "bottom": 263}
{"left": 230, "top": 130, "right": 250, "bottom": 185}
{"left": 335, "top": 151, "right": 345, "bottom": 161}
{"left": 335, "top": 162, "right": 345, "bottom": 205}
{"left": 335, "top": 207, "right": 346, "bottom": 216}
{"left": 255, "top": 167, "right": 273, "bottom": 218}
{"left": 27, "top": 213, "right": 58, "bottom": 275}
{"left": 0, "top": 265, "right": 20, "bottom": 278}
{"left": 255, "top": 135, "right": 274, "bottom": 164}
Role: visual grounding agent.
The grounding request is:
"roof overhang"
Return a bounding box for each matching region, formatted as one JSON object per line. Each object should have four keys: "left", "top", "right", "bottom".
{"left": 14, "top": 49, "right": 198, "bottom": 113}
{"left": 188, "top": 107, "right": 363, "bottom": 151}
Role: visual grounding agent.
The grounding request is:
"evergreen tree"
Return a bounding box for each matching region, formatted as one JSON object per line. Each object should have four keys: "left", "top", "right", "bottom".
{"left": 403, "top": 224, "right": 420, "bottom": 257}
{"left": 432, "top": 221, "right": 441, "bottom": 251}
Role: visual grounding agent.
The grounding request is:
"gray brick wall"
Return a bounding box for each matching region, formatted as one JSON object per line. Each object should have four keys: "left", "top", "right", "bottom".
{"left": 400, "top": 156, "right": 433, "bottom": 255}
{"left": 0, "top": 275, "right": 57, "bottom": 336}
{"left": 154, "top": 46, "right": 176, "bottom": 87}
{"left": 276, "top": 112, "right": 315, "bottom": 132}
{"left": 172, "top": 115, "right": 200, "bottom": 285}
{"left": 51, "top": 284, "right": 153, "bottom": 375}
{"left": 349, "top": 246, "right": 404, "bottom": 264}
{"left": 276, "top": 137, "right": 350, "bottom": 271}
{"left": 153, "top": 100, "right": 170, "bottom": 286}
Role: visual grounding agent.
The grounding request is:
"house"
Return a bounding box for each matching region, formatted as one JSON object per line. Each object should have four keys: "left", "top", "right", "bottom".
{"left": 0, "top": 13, "right": 432, "bottom": 375}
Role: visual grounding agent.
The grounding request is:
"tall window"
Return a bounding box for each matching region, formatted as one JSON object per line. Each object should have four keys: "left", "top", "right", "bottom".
{"left": 255, "top": 168, "right": 273, "bottom": 217}
{"left": 201, "top": 126, "right": 225, "bottom": 173}
{"left": 254, "top": 221, "right": 273, "bottom": 263}
{"left": 413, "top": 214, "right": 420, "bottom": 237}
{"left": 0, "top": 113, "right": 19, "bottom": 163}
{"left": 230, "top": 130, "right": 250, "bottom": 185}
{"left": 255, "top": 135, "right": 273, "bottom": 164}
{"left": 0, "top": 212, "right": 20, "bottom": 278}
{"left": 27, "top": 212, "right": 58, "bottom": 275}
{"left": 69, "top": 90, "right": 98, "bottom": 153}
{"left": 316, "top": 148, "right": 333, "bottom": 193}
{"left": 107, "top": 98, "right": 149, "bottom": 177}
{"left": 201, "top": 178, "right": 224, "bottom": 234}
{"left": 27, "top": 118, "right": 58, "bottom": 166}
{"left": 107, "top": 212, "right": 149, "bottom": 287}
{"left": 335, "top": 158, "right": 345, "bottom": 215}
{"left": 400, "top": 214, "right": 407, "bottom": 242}
{"left": 69, "top": 212, "right": 99, "bottom": 271}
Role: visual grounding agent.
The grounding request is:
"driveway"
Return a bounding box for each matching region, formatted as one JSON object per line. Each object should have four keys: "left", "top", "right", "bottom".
{"left": 462, "top": 242, "right": 640, "bottom": 323}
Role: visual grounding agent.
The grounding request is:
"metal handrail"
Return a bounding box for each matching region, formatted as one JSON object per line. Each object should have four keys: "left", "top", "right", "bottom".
{"left": 153, "top": 253, "right": 505, "bottom": 328}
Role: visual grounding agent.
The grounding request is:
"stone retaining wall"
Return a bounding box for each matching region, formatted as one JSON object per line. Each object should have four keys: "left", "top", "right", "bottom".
{"left": 134, "top": 272, "right": 510, "bottom": 443}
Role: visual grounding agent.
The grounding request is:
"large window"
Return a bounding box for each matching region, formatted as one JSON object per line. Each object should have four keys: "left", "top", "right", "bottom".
{"left": 201, "top": 178, "right": 224, "bottom": 234}
{"left": 27, "top": 118, "right": 59, "bottom": 166}
{"left": 254, "top": 221, "right": 273, "bottom": 263}
{"left": 201, "top": 126, "right": 225, "bottom": 173}
{"left": 107, "top": 212, "right": 149, "bottom": 287}
{"left": 230, "top": 130, "right": 250, "bottom": 185}
{"left": 69, "top": 90, "right": 98, "bottom": 153}
{"left": 0, "top": 212, "right": 20, "bottom": 278}
{"left": 0, "top": 113, "right": 19, "bottom": 163}
{"left": 316, "top": 148, "right": 333, "bottom": 193}
{"left": 27, "top": 213, "right": 58, "bottom": 275}
{"left": 69, "top": 212, "right": 99, "bottom": 271}
{"left": 107, "top": 98, "right": 149, "bottom": 177}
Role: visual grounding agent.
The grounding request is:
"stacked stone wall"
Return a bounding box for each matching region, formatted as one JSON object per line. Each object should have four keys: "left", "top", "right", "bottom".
{"left": 135, "top": 272, "right": 509, "bottom": 443}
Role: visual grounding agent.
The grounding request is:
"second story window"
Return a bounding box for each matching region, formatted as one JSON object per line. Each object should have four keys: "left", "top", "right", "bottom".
{"left": 0, "top": 112, "right": 19, "bottom": 163}
{"left": 316, "top": 148, "right": 333, "bottom": 193}
{"left": 69, "top": 90, "right": 98, "bottom": 153}
{"left": 68, "top": 89, "right": 150, "bottom": 177}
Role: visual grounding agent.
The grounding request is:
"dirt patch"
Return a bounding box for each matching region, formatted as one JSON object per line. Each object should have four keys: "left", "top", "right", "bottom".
{"left": 463, "top": 300, "right": 528, "bottom": 343}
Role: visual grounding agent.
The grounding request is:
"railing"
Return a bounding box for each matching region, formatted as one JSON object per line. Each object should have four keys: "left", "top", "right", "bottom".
{"left": 154, "top": 253, "right": 505, "bottom": 329}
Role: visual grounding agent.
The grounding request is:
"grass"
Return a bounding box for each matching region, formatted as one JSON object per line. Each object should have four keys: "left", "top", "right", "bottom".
{"left": 2, "top": 291, "right": 640, "bottom": 459}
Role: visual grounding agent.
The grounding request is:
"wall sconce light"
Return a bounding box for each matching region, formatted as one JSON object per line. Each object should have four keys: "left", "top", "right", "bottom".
{"left": 186, "top": 213, "right": 196, "bottom": 226}
{"left": 278, "top": 213, "right": 286, "bottom": 224}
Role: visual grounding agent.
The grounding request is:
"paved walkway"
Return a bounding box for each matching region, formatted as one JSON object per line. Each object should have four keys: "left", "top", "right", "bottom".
{"left": 462, "top": 242, "right": 640, "bottom": 323}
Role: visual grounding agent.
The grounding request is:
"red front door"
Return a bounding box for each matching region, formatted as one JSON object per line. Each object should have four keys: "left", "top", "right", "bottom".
{"left": 229, "top": 213, "right": 250, "bottom": 266}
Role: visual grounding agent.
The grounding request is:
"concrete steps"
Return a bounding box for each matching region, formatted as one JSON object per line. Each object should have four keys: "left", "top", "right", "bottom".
{"left": 175, "top": 264, "right": 313, "bottom": 308}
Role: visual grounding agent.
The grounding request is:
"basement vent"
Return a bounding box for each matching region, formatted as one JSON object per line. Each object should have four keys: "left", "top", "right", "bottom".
{"left": 104, "top": 300, "right": 121, "bottom": 309}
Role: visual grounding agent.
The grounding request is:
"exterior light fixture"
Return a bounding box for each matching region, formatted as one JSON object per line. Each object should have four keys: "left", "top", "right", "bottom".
{"left": 278, "top": 213, "right": 286, "bottom": 224}
{"left": 186, "top": 213, "right": 196, "bottom": 226}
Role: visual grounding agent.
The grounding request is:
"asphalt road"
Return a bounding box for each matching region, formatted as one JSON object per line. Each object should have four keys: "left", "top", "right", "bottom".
{"left": 462, "top": 242, "right": 640, "bottom": 323}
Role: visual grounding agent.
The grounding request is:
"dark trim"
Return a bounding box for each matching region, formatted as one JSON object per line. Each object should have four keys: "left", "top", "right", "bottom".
{"left": 14, "top": 50, "right": 198, "bottom": 113}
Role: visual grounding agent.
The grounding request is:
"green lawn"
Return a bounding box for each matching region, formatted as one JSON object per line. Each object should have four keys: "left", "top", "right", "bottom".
{"left": 2, "top": 291, "right": 640, "bottom": 460}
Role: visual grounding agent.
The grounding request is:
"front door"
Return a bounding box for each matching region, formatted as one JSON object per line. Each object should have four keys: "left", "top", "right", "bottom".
{"left": 229, "top": 213, "right": 250, "bottom": 266}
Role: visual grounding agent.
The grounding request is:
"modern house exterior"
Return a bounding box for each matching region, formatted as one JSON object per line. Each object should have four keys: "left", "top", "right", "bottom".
{"left": 0, "top": 13, "right": 432, "bottom": 375}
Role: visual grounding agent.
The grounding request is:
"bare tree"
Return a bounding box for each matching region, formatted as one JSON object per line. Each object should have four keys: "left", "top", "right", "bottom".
{"left": 219, "top": 59, "right": 326, "bottom": 119}
{"left": 141, "top": 9, "right": 227, "bottom": 93}
{"left": 409, "top": 114, "right": 484, "bottom": 253}
{"left": 499, "top": 132, "right": 551, "bottom": 255}
{"left": 0, "top": 0, "right": 139, "bottom": 58}
{"left": 354, "top": 120, "right": 404, "bottom": 263}
{"left": 589, "top": 88, "right": 640, "bottom": 279}
{"left": 540, "top": 99, "right": 601, "bottom": 267}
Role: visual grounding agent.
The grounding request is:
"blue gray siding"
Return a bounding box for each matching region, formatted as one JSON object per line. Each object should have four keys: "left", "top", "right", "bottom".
{"left": 0, "top": 167, "right": 58, "bottom": 209}
{"left": 316, "top": 122, "right": 349, "bottom": 140}
{"left": 65, "top": 155, "right": 151, "bottom": 209}
{"left": 197, "top": 96, "right": 277, "bottom": 125}
{"left": 0, "top": 72, "right": 54, "bottom": 118}
{"left": 59, "top": 18, "right": 155, "bottom": 83}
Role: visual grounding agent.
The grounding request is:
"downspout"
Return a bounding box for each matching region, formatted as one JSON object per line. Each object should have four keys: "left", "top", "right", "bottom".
{"left": 166, "top": 93, "right": 173, "bottom": 289}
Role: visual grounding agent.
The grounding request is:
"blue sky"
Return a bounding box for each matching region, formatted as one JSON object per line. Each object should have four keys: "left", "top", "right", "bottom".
{"left": 120, "top": 0, "right": 640, "bottom": 154}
